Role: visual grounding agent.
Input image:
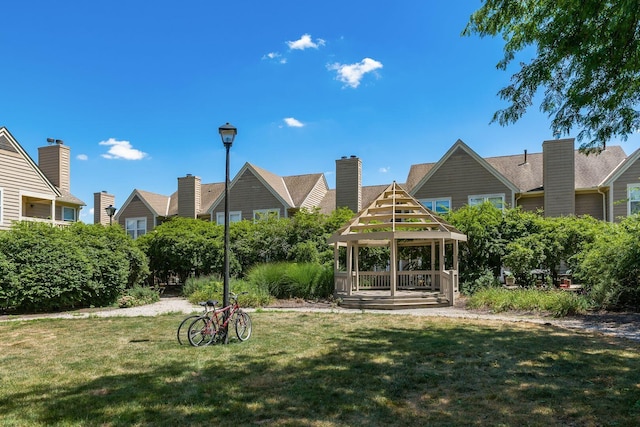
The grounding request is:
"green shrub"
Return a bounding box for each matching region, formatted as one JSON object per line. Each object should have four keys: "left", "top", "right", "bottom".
{"left": 466, "top": 288, "right": 590, "bottom": 317}
{"left": 244, "top": 262, "right": 333, "bottom": 300}
{"left": 460, "top": 269, "right": 499, "bottom": 295}
{"left": 118, "top": 285, "right": 160, "bottom": 308}
{"left": 0, "top": 222, "right": 148, "bottom": 313}
{"left": 182, "top": 275, "right": 271, "bottom": 307}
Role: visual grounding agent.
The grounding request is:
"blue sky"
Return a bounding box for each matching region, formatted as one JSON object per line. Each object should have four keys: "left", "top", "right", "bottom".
{"left": 3, "top": 1, "right": 640, "bottom": 223}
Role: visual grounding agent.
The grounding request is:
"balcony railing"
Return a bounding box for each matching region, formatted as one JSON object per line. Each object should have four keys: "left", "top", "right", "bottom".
{"left": 21, "top": 216, "right": 73, "bottom": 228}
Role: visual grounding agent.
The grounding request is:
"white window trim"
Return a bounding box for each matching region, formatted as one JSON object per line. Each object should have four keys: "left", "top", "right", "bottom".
{"left": 62, "top": 206, "right": 76, "bottom": 222}
{"left": 419, "top": 197, "right": 451, "bottom": 214}
{"left": 216, "top": 211, "right": 242, "bottom": 225}
{"left": 253, "top": 208, "right": 280, "bottom": 221}
{"left": 468, "top": 193, "right": 506, "bottom": 209}
{"left": 125, "top": 217, "right": 147, "bottom": 239}
{"left": 628, "top": 183, "right": 640, "bottom": 216}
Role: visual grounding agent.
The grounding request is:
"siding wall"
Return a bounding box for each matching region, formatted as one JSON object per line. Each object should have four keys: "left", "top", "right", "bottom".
{"left": 118, "top": 195, "right": 156, "bottom": 231}
{"left": 0, "top": 147, "right": 57, "bottom": 231}
{"left": 336, "top": 156, "right": 362, "bottom": 212}
{"left": 38, "top": 144, "right": 71, "bottom": 192}
{"left": 214, "top": 170, "right": 285, "bottom": 220}
{"left": 611, "top": 160, "right": 640, "bottom": 221}
{"left": 412, "top": 147, "right": 512, "bottom": 209}
{"left": 576, "top": 192, "right": 605, "bottom": 220}
{"left": 301, "top": 177, "right": 328, "bottom": 208}
{"left": 517, "top": 195, "right": 544, "bottom": 212}
{"left": 543, "top": 139, "right": 575, "bottom": 216}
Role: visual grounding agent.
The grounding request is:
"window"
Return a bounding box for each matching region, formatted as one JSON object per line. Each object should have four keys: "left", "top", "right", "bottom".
{"left": 629, "top": 184, "right": 640, "bottom": 215}
{"left": 62, "top": 206, "right": 76, "bottom": 222}
{"left": 126, "top": 217, "right": 147, "bottom": 239}
{"left": 419, "top": 198, "right": 451, "bottom": 214}
{"left": 253, "top": 209, "right": 280, "bottom": 221}
{"left": 216, "top": 211, "right": 242, "bottom": 225}
{"left": 468, "top": 194, "right": 505, "bottom": 209}
{"left": 0, "top": 188, "right": 3, "bottom": 225}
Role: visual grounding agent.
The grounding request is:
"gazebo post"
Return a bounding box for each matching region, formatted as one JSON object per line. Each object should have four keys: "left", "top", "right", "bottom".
{"left": 390, "top": 237, "right": 397, "bottom": 296}
{"left": 346, "top": 242, "right": 353, "bottom": 296}
{"left": 354, "top": 244, "right": 360, "bottom": 292}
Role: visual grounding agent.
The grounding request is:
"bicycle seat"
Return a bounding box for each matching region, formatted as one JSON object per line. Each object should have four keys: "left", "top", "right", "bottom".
{"left": 206, "top": 300, "right": 218, "bottom": 307}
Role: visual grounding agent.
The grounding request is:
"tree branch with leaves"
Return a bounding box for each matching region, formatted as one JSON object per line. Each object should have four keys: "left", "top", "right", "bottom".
{"left": 464, "top": 0, "right": 640, "bottom": 151}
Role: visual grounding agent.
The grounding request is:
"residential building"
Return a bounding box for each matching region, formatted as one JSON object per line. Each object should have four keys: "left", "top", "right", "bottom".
{"left": 406, "top": 138, "right": 640, "bottom": 221}
{"left": 110, "top": 137, "right": 640, "bottom": 238}
{"left": 0, "top": 127, "right": 85, "bottom": 231}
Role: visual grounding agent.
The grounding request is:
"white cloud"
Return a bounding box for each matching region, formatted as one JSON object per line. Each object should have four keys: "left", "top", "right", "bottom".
{"left": 76, "top": 154, "right": 88, "bottom": 161}
{"left": 284, "top": 117, "right": 304, "bottom": 128}
{"left": 262, "top": 52, "right": 287, "bottom": 64}
{"left": 99, "top": 138, "right": 148, "bottom": 160}
{"left": 379, "top": 167, "right": 390, "bottom": 173}
{"left": 287, "top": 34, "right": 326, "bottom": 50}
{"left": 327, "top": 57, "right": 383, "bottom": 88}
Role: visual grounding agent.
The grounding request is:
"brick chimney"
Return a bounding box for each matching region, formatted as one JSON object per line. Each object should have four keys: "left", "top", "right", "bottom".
{"left": 38, "top": 140, "right": 71, "bottom": 192}
{"left": 336, "top": 155, "right": 362, "bottom": 213}
{"left": 94, "top": 191, "right": 116, "bottom": 225}
{"left": 177, "top": 174, "right": 201, "bottom": 218}
{"left": 543, "top": 138, "right": 575, "bottom": 216}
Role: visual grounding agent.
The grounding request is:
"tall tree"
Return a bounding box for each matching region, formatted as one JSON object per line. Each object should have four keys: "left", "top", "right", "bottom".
{"left": 464, "top": 0, "right": 640, "bottom": 151}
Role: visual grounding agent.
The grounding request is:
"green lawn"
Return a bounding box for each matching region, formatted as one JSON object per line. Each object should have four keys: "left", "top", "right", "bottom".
{"left": 1, "top": 312, "right": 639, "bottom": 426}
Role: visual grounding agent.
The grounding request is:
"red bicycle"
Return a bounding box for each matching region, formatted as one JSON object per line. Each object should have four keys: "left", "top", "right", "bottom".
{"left": 187, "top": 292, "right": 252, "bottom": 346}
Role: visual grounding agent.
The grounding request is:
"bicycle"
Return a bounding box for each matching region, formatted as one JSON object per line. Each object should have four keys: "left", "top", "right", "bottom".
{"left": 176, "top": 299, "right": 217, "bottom": 345}
{"left": 187, "top": 292, "right": 252, "bottom": 346}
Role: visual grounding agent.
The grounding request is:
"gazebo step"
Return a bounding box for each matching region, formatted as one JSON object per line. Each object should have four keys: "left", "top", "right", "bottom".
{"left": 339, "top": 294, "right": 450, "bottom": 310}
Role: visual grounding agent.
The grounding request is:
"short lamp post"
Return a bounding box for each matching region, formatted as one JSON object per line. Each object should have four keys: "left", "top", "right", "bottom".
{"left": 105, "top": 204, "right": 117, "bottom": 225}
{"left": 218, "top": 122, "right": 237, "bottom": 344}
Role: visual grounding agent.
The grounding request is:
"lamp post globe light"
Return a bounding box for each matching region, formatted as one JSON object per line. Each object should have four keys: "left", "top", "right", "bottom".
{"left": 105, "top": 204, "right": 117, "bottom": 225}
{"left": 218, "top": 122, "right": 237, "bottom": 344}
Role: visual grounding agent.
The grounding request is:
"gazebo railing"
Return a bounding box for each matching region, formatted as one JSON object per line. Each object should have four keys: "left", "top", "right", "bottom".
{"left": 334, "top": 270, "right": 458, "bottom": 304}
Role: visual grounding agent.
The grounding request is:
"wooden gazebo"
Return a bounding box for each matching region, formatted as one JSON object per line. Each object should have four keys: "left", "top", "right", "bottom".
{"left": 328, "top": 182, "right": 467, "bottom": 309}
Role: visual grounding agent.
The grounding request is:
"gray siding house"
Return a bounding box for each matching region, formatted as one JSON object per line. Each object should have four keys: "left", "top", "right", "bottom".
{"left": 0, "top": 127, "right": 85, "bottom": 231}
{"left": 109, "top": 136, "right": 640, "bottom": 238}
{"left": 406, "top": 137, "right": 638, "bottom": 221}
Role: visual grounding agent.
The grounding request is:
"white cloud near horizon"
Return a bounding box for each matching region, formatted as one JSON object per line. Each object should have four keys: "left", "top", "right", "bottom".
{"left": 99, "top": 138, "right": 148, "bottom": 160}
{"left": 76, "top": 154, "right": 88, "bottom": 161}
{"left": 287, "top": 34, "right": 325, "bottom": 50}
{"left": 327, "top": 57, "right": 383, "bottom": 88}
{"left": 284, "top": 117, "right": 304, "bottom": 127}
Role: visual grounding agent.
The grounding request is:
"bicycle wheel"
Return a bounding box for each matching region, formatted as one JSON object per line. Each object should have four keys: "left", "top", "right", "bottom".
{"left": 177, "top": 315, "right": 201, "bottom": 345}
{"left": 187, "top": 317, "right": 216, "bottom": 347}
{"left": 235, "top": 311, "right": 252, "bottom": 341}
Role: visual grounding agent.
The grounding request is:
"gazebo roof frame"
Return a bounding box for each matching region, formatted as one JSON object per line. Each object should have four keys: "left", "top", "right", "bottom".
{"left": 327, "top": 181, "right": 467, "bottom": 247}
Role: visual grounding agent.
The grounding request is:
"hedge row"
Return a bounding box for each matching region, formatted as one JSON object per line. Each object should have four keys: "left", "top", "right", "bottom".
{"left": 0, "top": 222, "right": 148, "bottom": 312}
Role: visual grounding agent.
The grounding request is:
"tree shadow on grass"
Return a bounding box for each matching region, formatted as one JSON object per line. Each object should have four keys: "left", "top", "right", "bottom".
{"left": 5, "top": 318, "right": 640, "bottom": 426}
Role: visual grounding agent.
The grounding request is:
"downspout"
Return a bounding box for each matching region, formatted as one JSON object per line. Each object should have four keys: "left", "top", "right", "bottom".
{"left": 597, "top": 187, "right": 607, "bottom": 222}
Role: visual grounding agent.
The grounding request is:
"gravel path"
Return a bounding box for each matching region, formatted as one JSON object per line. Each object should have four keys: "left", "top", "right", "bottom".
{"left": 2, "top": 296, "right": 639, "bottom": 343}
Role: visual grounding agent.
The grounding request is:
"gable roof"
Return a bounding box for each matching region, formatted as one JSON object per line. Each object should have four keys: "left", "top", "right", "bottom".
{"left": 250, "top": 163, "right": 295, "bottom": 206}
{"left": 208, "top": 163, "right": 330, "bottom": 214}
{"left": 409, "top": 139, "right": 520, "bottom": 196}
{"left": 116, "top": 189, "right": 170, "bottom": 219}
{"left": 328, "top": 181, "right": 466, "bottom": 244}
{"left": 283, "top": 173, "right": 325, "bottom": 206}
{"left": 406, "top": 140, "right": 629, "bottom": 194}
{"left": 0, "top": 127, "right": 62, "bottom": 198}
{"left": 599, "top": 146, "right": 640, "bottom": 186}
{"left": 166, "top": 182, "right": 225, "bottom": 216}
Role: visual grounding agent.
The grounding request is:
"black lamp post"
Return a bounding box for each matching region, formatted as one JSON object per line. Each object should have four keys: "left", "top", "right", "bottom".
{"left": 218, "top": 122, "right": 237, "bottom": 344}
{"left": 105, "top": 204, "right": 117, "bottom": 225}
